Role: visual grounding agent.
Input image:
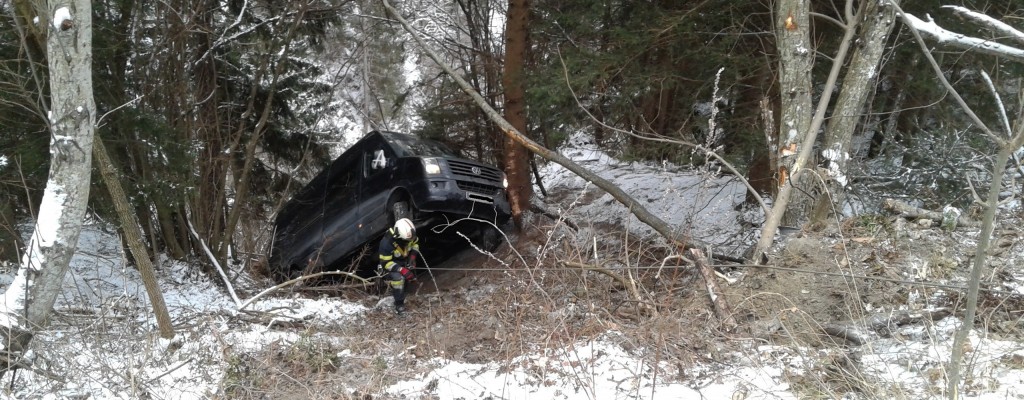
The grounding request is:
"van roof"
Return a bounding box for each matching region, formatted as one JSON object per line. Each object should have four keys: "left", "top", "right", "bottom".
{"left": 374, "top": 131, "right": 460, "bottom": 158}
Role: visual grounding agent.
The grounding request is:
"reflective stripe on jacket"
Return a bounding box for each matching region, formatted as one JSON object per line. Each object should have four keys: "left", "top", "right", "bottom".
{"left": 379, "top": 227, "right": 420, "bottom": 271}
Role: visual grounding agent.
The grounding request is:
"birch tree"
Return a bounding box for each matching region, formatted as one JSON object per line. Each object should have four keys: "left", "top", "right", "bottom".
{"left": 0, "top": 0, "right": 96, "bottom": 378}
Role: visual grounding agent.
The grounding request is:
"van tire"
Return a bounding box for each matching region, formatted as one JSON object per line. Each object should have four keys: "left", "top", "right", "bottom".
{"left": 391, "top": 200, "right": 412, "bottom": 224}
{"left": 481, "top": 225, "right": 502, "bottom": 252}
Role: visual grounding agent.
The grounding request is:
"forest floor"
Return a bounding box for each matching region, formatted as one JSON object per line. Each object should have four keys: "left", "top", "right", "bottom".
{"left": 5, "top": 194, "right": 1024, "bottom": 399}
{"left": 219, "top": 199, "right": 1024, "bottom": 399}
{"left": 5, "top": 133, "right": 1024, "bottom": 399}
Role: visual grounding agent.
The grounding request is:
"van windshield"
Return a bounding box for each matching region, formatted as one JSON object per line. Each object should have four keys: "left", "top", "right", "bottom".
{"left": 388, "top": 135, "right": 461, "bottom": 158}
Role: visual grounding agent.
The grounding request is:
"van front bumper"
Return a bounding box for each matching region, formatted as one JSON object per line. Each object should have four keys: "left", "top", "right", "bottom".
{"left": 413, "top": 180, "right": 512, "bottom": 223}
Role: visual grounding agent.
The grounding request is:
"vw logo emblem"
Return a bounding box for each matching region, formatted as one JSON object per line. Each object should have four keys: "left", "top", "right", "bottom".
{"left": 471, "top": 166, "right": 481, "bottom": 175}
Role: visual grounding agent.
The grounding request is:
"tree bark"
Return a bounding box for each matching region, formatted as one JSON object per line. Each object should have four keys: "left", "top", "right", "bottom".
{"left": 93, "top": 138, "right": 175, "bottom": 339}
{"left": 813, "top": 0, "right": 901, "bottom": 225}
{"left": 191, "top": 0, "right": 227, "bottom": 267}
{"left": 12, "top": 0, "right": 47, "bottom": 58}
{"left": 750, "top": 0, "right": 859, "bottom": 263}
{"left": 774, "top": 0, "right": 815, "bottom": 228}
{"left": 501, "top": 0, "right": 532, "bottom": 229}
{"left": 0, "top": 0, "right": 95, "bottom": 378}
{"left": 0, "top": 200, "right": 21, "bottom": 264}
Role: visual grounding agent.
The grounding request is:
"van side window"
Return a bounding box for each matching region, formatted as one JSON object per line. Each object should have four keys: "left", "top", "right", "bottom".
{"left": 372, "top": 150, "right": 386, "bottom": 169}
{"left": 365, "top": 149, "right": 388, "bottom": 178}
{"left": 325, "top": 160, "right": 359, "bottom": 210}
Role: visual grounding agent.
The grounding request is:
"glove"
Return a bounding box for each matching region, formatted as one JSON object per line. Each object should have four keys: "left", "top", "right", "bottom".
{"left": 391, "top": 263, "right": 415, "bottom": 281}
{"left": 399, "top": 266, "right": 415, "bottom": 281}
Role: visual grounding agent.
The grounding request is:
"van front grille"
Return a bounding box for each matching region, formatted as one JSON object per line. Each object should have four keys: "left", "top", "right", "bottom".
{"left": 447, "top": 159, "right": 502, "bottom": 182}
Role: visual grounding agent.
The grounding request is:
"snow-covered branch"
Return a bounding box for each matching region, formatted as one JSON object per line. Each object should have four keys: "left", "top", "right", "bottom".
{"left": 901, "top": 12, "right": 1024, "bottom": 63}
{"left": 941, "top": 5, "right": 1024, "bottom": 45}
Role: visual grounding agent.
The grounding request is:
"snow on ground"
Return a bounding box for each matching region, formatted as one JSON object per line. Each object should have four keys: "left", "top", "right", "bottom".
{"left": 1, "top": 133, "right": 1024, "bottom": 399}
{"left": 538, "top": 133, "right": 755, "bottom": 255}
{"left": 387, "top": 332, "right": 800, "bottom": 400}
{"left": 4, "top": 221, "right": 797, "bottom": 400}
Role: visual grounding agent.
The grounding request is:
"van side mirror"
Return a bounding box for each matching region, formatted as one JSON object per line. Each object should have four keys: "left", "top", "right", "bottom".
{"left": 371, "top": 150, "right": 387, "bottom": 170}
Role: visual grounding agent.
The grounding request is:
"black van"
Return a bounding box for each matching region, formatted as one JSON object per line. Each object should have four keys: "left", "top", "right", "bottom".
{"left": 268, "top": 131, "right": 512, "bottom": 281}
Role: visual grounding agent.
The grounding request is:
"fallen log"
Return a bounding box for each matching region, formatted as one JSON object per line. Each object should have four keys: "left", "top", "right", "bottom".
{"left": 821, "top": 308, "right": 952, "bottom": 346}
{"left": 882, "top": 198, "right": 980, "bottom": 227}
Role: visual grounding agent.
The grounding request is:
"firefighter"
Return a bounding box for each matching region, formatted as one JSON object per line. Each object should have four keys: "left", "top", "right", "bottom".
{"left": 377, "top": 218, "right": 419, "bottom": 315}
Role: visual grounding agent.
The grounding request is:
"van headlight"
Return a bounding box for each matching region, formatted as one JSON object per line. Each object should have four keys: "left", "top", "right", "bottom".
{"left": 423, "top": 158, "right": 441, "bottom": 175}
{"left": 502, "top": 172, "right": 509, "bottom": 188}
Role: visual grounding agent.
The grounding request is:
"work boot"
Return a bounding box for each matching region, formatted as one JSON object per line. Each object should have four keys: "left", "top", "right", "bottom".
{"left": 395, "top": 304, "right": 407, "bottom": 315}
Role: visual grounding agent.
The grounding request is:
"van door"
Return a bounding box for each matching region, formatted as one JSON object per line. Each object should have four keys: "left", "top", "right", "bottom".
{"left": 308, "top": 150, "right": 362, "bottom": 268}
{"left": 359, "top": 137, "right": 397, "bottom": 236}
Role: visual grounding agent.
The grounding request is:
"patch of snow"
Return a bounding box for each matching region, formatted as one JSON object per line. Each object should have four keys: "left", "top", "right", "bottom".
{"left": 539, "top": 131, "right": 754, "bottom": 255}
{"left": 822, "top": 145, "right": 850, "bottom": 187}
{"left": 52, "top": 7, "right": 71, "bottom": 30}
{"left": 389, "top": 333, "right": 799, "bottom": 399}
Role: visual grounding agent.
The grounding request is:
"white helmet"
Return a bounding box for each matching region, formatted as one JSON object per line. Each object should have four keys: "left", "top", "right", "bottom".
{"left": 394, "top": 218, "right": 415, "bottom": 240}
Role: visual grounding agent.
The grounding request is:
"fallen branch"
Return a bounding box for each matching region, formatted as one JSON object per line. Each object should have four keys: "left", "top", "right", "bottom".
{"left": 184, "top": 208, "right": 241, "bottom": 306}
{"left": 882, "top": 198, "right": 980, "bottom": 227}
{"left": 688, "top": 248, "right": 737, "bottom": 331}
{"left": 238, "top": 271, "right": 375, "bottom": 311}
{"left": 863, "top": 308, "right": 952, "bottom": 335}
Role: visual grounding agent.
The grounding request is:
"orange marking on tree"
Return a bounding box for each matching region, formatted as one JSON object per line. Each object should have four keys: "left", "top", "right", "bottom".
{"left": 785, "top": 12, "right": 797, "bottom": 31}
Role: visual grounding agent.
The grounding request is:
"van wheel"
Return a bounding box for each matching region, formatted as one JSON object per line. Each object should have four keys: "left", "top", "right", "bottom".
{"left": 480, "top": 225, "right": 502, "bottom": 252}
{"left": 391, "top": 200, "right": 412, "bottom": 223}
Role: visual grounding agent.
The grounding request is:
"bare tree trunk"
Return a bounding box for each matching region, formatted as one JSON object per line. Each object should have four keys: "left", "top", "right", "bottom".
{"left": 948, "top": 146, "right": 1011, "bottom": 396}
{"left": 191, "top": 0, "right": 228, "bottom": 266}
{"left": 0, "top": 0, "right": 95, "bottom": 378}
{"left": 93, "top": 138, "right": 175, "bottom": 339}
{"left": 689, "top": 248, "right": 737, "bottom": 331}
{"left": 501, "top": 0, "right": 532, "bottom": 229}
{"left": 812, "top": 0, "right": 901, "bottom": 225}
{"left": 774, "top": 0, "right": 815, "bottom": 228}
{"left": 0, "top": 200, "right": 21, "bottom": 264}
{"left": 750, "top": 0, "right": 859, "bottom": 263}
{"left": 142, "top": 0, "right": 192, "bottom": 260}
{"left": 12, "top": 0, "right": 46, "bottom": 58}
